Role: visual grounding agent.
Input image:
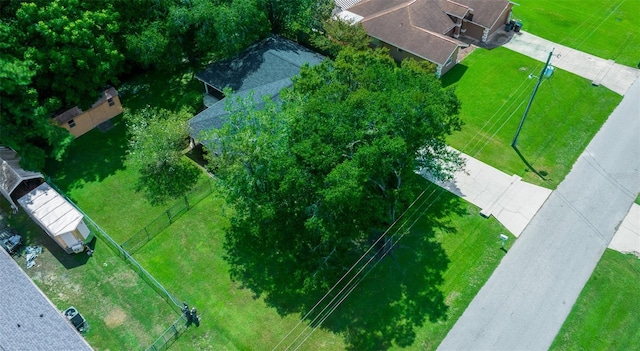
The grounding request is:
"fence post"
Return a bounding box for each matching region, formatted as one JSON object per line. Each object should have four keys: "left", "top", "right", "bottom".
{"left": 145, "top": 227, "right": 150, "bottom": 241}
{"left": 185, "top": 196, "right": 190, "bottom": 210}
{"left": 166, "top": 209, "right": 172, "bottom": 224}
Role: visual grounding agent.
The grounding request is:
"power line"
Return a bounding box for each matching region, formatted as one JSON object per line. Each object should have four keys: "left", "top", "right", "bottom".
{"left": 284, "top": 187, "right": 445, "bottom": 350}
{"left": 276, "top": 49, "right": 553, "bottom": 351}
{"left": 290, "top": 189, "right": 445, "bottom": 350}
{"left": 272, "top": 186, "right": 440, "bottom": 350}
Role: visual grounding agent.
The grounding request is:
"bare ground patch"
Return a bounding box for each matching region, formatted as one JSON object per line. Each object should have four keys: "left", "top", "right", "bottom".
{"left": 104, "top": 307, "right": 128, "bottom": 328}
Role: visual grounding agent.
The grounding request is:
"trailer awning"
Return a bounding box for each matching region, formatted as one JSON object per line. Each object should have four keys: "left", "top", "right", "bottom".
{"left": 17, "top": 183, "right": 84, "bottom": 237}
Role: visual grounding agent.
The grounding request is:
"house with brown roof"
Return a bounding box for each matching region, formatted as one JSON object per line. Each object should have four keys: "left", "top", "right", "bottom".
{"left": 53, "top": 87, "right": 123, "bottom": 138}
{"left": 338, "top": 0, "right": 514, "bottom": 77}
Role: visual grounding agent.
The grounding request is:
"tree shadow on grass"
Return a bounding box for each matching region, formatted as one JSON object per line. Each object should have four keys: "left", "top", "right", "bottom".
{"left": 1, "top": 200, "right": 93, "bottom": 269}
{"left": 118, "top": 69, "right": 203, "bottom": 115}
{"left": 44, "top": 68, "right": 204, "bottom": 196}
{"left": 224, "top": 184, "right": 466, "bottom": 349}
{"left": 44, "top": 115, "right": 129, "bottom": 194}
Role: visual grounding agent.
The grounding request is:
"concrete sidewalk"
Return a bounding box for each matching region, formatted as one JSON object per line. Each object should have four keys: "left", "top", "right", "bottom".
{"left": 504, "top": 31, "right": 640, "bottom": 96}
{"left": 423, "top": 150, "right": 552, "bottom": 237}
{"left": 609, "top": 203, "right": 640, "bottom": 256}
{"left": 438, "top": 76, "right": 640, "bottom": 351}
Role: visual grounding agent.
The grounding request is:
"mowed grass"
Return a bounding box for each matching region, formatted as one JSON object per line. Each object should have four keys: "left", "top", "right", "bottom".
{"left": 133, "top": 189, "right": 346, "bottom": 350}
{"left": 45, "top": 69, "right": 204, "bottom": 243}
{"left": 442, "top": 47, "right": 622, "bottom": 189}
{"left": 551, "top": 249, "right": 640, "bottom": 350}
{"left": 513, "top": 0, "right": 640, "bottom": 67}
{"left": 134, "top": 180, "right": 514, "bottom": 350}
{"left": 0, "top": 200, "right": 177, "bottom": 350}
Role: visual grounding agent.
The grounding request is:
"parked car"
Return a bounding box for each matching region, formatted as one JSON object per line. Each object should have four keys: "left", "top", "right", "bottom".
{"left": 0, "top": 227, "right": 22, "bottom": 255}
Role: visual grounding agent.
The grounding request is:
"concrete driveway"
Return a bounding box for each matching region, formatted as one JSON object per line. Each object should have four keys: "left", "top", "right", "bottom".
{"left": 504, "top": 31, "right": 640, "bottom": 95}
{"left": 423, "top": 150, "right": 552, "bottom": 237}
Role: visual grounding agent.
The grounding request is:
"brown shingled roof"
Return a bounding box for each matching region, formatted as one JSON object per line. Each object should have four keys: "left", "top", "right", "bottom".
{"left": 456, "top": 0, "right": 511, "bottom": 28}
{"left": 442, "top": 0, "right": 471, "bottom": 18}
{"left": 351, "top": 0, "right": 464, "bottom": 65}
{"left": 53, "top": 107, "right": 83, "bottom": 124}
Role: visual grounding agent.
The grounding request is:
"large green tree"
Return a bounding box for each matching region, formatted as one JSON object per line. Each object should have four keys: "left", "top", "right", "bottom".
{"left": 1, "top": 0, "right": 123, "bottom": 169}
{"left": 13, "top": 0, "right": 124, "bottom": 108}
{"left": 209, "top": 49, "right": 463, "bottom": 342}
{"left": 258, "top": 0, "right": 333, "bottom": 38}
{"left": 125, "top": 107, "right": 200, "bottom": 205}
{"left": 0, "top": 20, "right": 73, "bottom": 170}
{"left": 125, "top": 107, "right": 200, "bottom": 204}
{"left": 125, "top": 0, "right": 270, "bottom": 70}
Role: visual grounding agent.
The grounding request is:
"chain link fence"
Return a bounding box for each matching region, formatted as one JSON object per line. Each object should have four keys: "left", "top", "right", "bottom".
{"left": 45, "top": 179, "right": 184, "bottom": 314}
{"left": 145, "top": 314, "right": 189, "bottom": 351}
{"left": 122, "top": 179, "right": 214, "bottom": 254}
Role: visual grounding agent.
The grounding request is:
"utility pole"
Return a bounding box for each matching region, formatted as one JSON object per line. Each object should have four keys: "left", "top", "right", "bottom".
{"left": 511, "top": 49, "right": 554, "bottom": 148}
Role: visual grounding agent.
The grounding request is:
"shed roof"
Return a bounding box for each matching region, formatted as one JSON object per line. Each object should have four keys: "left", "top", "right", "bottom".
{"left": 0, "top": 147, "right": 43, "bottom": 209}
{"left": 0, "top": 248, "right": 93, "bottom": 351}
{"left": 17, "top": 183, "right": 84, "bottom": 236}
{"left": 54, "top": 88, "right": 120, "bottom": 124}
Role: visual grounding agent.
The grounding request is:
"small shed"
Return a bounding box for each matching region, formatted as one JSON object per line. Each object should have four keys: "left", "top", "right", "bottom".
{"left": 17, "top": 183, "right": 93, "bottom": 254}
{"left": 53, "top": 87, "right": 123, "bottom": 138}
{"left": 0, "top": 146, "right": 44, "bottom": 212}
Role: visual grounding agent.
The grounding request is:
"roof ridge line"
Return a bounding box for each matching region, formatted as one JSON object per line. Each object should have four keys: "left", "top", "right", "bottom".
{"left": 361, "top": 0, "right": 416, "bottom": 22}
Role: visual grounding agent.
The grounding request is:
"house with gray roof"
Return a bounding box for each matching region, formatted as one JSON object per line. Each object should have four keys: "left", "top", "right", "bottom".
{"left": 0, "top": 248, "right": 93, "bottom": 351}
{"left": 189, "top": 35, "right": 325, "bottom": 142}
{"left": 338, "top": 0, "right": 514, "bottom": 77}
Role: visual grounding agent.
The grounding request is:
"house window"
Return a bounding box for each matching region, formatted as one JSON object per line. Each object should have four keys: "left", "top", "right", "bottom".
{"left": 107, "top": 97, "right": 115, "bottom": 106}
{"left": 445, "top": 56, "right": 453, "bottom": 66}
{"left": 68, "top": 119, "right": 76, "bottom": 128}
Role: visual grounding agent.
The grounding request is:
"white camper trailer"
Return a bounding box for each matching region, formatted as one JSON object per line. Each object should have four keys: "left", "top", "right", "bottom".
{"left": 18, "top": 183, "right": 93, "bottom": 254}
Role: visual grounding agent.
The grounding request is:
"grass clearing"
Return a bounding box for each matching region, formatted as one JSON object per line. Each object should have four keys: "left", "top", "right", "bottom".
{"left": 0, "top": 201, "right": 177, "bottom": 350}
{"left": 442, "top": 47, "right": 622, "bottom": 188}
{"left": 551, "top": 249, "right": 640, "bottom": 350}
{"left": 45, "top": 69, "right": 204, "bottom": 243}
{"left": 134, "top": 180, "right": 514, "bottom": 350}
{"left": 512, "top": 0, "right": 640, "bottom": 67}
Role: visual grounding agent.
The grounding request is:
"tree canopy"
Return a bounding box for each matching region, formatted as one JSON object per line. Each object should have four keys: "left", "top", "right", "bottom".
{"left": 0, "top": 0, "right": 331, "bottom": 169}
{"left": 124, "top": 107, "right": 200, "bottom": 205}
{"left": 208, "top": 49, "right": 463, "bottom": 344}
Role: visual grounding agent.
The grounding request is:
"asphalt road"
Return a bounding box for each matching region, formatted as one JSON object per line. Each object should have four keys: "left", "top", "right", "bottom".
{"left": 438, "top": 77, "right": 640, "bottom": 350}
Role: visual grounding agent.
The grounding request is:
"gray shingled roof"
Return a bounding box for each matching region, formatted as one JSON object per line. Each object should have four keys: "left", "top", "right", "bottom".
{"left": 195, "top": 35, "right": 324, "bottom": 93}
{"left": 190, "top": 78, "right": 292, "bottom": 140}
{"left": 0, "top": 146, "right": 43, "bottom": 210}
{"left": 0, "top": 249, "right": 93, "bottom": 351}
{"left": 190, "top": 36, "right": 324, "bottom": 141}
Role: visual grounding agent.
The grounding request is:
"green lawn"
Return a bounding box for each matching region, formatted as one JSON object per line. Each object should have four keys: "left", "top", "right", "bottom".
{"left": 134, "top": 180, "right": 514, "bottom": 350}
{"left": 442, "top": 47, "right": 622, "bottom": 188}
{"left": 44, "top": 69, "right": 204, "bottom": 243}
{"left": 0, "top": 201, "right": 177, "bottom": 350}
{"left": 551, "top": 249, "right": 640, "bottom": 350}
{"left": 513, "top": 0, "right": 640, "bottom": 67}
